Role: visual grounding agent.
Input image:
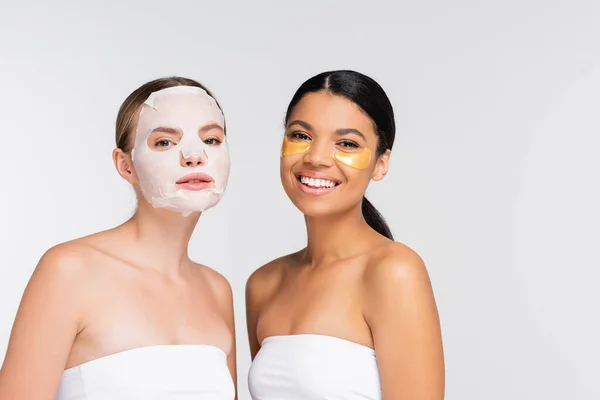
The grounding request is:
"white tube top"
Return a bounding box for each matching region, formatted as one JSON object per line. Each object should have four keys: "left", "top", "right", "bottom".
{"left": 55, "top": 344, "right": 235, "bottom": 400}
{"left": 248, "top": 334, "right": 382, "bottom": 400}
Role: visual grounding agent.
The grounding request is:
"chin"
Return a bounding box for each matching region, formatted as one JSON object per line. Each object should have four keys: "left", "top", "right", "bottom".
{"left": 284, "top": 189, "right": 351, "bottom": 219}
{"left": 291, "top": 199, "right": 340, "bottom": 218}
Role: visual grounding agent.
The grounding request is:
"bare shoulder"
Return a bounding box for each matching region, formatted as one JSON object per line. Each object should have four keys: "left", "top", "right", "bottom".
{"left": 23, "top": 241, "right": 104, "bottom": 313}
{"left": 191, "top": 262, "right": 233, "bottom": 302}
{"left": 363, "top": 241, "right": 432, "bottom": 294}
{"left": 33, "top": 240, "right": 98, "bottom": 282}
{"left": 0, "top": 241, "right": 100, "bottom": 396}
{"left": 361, "top": 242, "right": 444, "bottom": 398}
{"left": 245, "top": 253, "right": 295, "bottom": 356}
{"left": 246, "top": 252, "right": 295, "bottom": 301}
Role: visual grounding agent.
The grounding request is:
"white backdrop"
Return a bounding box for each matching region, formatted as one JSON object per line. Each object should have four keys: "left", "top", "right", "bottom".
{"left": 1, "top": 1, "right": 599, "bottom": 399}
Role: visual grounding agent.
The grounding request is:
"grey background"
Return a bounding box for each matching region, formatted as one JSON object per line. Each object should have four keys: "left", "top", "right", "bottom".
{"left": 1, "top": 1, "right": 599, "bottom": 399}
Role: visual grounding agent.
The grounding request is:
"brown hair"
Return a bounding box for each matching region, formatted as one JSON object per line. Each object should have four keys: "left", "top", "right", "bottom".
{"left": 115, "top": 76, "right": 225, "bottom": 152}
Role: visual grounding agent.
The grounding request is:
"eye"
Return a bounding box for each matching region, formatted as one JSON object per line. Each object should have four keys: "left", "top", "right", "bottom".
{"left": 290, "top": 131, "right": 311, "bottom": 141}
{"left": 338, "top": 140, "right": 359, "bottom": 149}
{"left": 204, "top": 137, "right": 222, "bottom": 146}
{"left": 154, "top": 139, "right": 175, "bottom": 148}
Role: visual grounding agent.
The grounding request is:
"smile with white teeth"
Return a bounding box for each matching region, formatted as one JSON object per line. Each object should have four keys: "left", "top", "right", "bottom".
{"left": 299, "top": 176, "right": 338, "bottom": 188}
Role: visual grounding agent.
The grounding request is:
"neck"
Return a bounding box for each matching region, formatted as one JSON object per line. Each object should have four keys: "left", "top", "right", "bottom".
{"left": 304, "top": 203, "right": 373, "bottom": 264}
{"left": 121, "top": 202, "right": 200, "bottom": 275}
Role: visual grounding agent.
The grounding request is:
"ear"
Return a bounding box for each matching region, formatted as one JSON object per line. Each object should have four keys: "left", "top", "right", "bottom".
{"left": 113, "top": 148, "right": 138, "bottom": 184}
{"left": 372, "top": 149, "right": 390, "bottom": 181}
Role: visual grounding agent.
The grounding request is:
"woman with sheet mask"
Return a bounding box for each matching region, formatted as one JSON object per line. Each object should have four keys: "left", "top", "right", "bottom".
{"left": 246, "top": 70, "right": 445, "bottom": 399}
{"left": 0, "top": 77, "right": 237, "bottom": 400}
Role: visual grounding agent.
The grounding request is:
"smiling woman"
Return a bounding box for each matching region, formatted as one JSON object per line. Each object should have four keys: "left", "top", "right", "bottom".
{"left": 0, "top": 77, "right": 237, "bottom": 400}
{"left": 246, "top": 70, "right": 445, "bottom": 400}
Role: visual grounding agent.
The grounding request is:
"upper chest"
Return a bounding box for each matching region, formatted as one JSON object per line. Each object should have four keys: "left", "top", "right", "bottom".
{"left": 257, "top": 261, "right": 367, "bottom": 333}
{"left": 71, "top": 264, "right": 231, "bottom": 362}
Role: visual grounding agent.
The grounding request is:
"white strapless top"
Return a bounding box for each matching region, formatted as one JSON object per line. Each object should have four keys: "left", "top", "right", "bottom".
{"left": 55, "top": 344, "right": 235, "bottom": 400}
{"left": 248, "top": 334, "right": 382, "bottom": 400}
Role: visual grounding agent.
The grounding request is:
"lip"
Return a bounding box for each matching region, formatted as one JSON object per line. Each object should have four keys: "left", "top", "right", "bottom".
{"left": 294, "top": 170, "right": 342, "bottom": 196}
{"left": 176, "top": 173, "right": 214, "bottom": 191}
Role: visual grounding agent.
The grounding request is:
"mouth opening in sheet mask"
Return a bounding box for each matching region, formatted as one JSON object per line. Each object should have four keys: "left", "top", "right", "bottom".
{"left": 281, "top": 135, "right": 372, "bottom": 170}
{"left": 130, "top": 86, "right": 231, "bottom": 217}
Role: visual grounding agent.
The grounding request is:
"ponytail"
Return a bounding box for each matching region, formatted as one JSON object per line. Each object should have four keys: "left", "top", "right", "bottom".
{"left": 362, "top": 196, "right": 393, "bottom": 240}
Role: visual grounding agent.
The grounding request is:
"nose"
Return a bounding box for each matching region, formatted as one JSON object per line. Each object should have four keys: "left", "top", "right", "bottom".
{"left": 180, "top": 150, "right": 207, "bottom": 167}
{"left": 303, "top": 141, "right": 333, "bottom": 167}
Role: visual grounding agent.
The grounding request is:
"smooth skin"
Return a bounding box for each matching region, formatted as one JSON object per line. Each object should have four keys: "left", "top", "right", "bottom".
{"left": 246, "top": 91, "right": 444, "bottom": 399}
{"left": 0, "top": 109, "right": 237, "bottom": 400}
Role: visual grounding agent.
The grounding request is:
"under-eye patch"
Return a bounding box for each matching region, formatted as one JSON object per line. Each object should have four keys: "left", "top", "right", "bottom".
{"left": 333, "top": 147, "right": 371, "bottom": 170}
{"left": 281, "top": 135, "right": 311, "bottom": 156}
{"left": 281, "top": 135, "right": 371, "bottom": 170}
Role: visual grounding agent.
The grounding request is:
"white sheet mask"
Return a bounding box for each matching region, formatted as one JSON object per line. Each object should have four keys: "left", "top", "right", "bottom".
{"left": 131, "top": 86, "right": 230, "bottom": 216}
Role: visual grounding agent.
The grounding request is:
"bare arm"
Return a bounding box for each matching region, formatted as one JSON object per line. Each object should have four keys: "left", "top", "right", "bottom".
{"left": 364, "top": 248, "right": 445, "bottom": 400}
{"left": 245, "top": 272, "right": 262, "bottom": 360}
{"left": 208, "top": 271, "right": 238, "bottom": 400}
{"left": 0, "top": 244, "right": 87, "bottom": 400}
{"left": 245, "top": 261, "right": 282, "bottom": 360}
{"left": 224, "top": 285, "right": 238, "bottom": 400}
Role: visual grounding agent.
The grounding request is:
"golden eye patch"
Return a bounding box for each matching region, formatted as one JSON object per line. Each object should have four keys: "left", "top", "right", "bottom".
{"left": 281, "top": 135, "right": 372, "bottom": 170}
{"left": 281, "top": 135, "right": 311, "bottom": 156}
{"left": 333, "top": 147, "right": 371, "bottom": 170}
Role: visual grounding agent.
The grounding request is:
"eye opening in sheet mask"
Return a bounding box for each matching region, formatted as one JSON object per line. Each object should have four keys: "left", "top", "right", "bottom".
{"left": 281, "top": 135, "right": 372, "bottom": 170}
{"left": 130, "top": 86, "right": 231, "bottom": 216}
{"left": 148, "top": 126, "right": 183, "bottom": 151}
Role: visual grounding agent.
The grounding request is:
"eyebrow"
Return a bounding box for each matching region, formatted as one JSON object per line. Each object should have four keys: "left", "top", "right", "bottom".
{"left": 287, "top": 120, "right": 313, "bottom": 131}
{"left": 287, "top": 120, "right": 366, "bottom": 141}
{"left": 150, "top": 126, "right": 181, "bottom": 135}
{"left": 150, "top": 124, "right": 224, "bottom": 135}
{"left": 335, "top": 128, "right": 366, "bottom": 141}
{"left": 199, "top": 123, "right": 224, "bottom": 133}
